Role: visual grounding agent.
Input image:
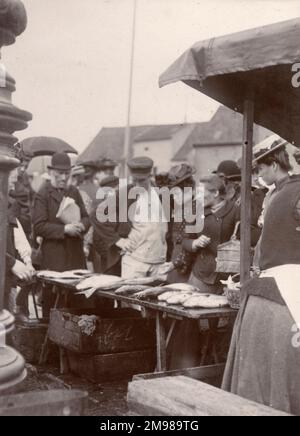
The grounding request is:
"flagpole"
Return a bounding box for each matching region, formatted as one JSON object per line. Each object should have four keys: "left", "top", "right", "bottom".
{"left": 122, "top": 0, "right": 137, "bottom": 178}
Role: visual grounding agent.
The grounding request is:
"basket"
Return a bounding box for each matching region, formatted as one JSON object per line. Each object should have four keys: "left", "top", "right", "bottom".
{"left": 216, "top": 222, "right": 240, "bottom": 274}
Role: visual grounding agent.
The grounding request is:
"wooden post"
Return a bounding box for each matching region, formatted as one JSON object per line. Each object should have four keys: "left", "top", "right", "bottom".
{"left": 240, "top": 99, "right": 254, "bottom": 283}
{"left": 156, "top": 312, "right": 167, "bottom": 372}
{"left": 121, "top": 0, "right": 138, "bottom": 178}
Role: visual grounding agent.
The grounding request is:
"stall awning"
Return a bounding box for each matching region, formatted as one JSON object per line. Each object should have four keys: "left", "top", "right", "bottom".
{"left": 159, "top": 18, "right": 300, "bottom": 146}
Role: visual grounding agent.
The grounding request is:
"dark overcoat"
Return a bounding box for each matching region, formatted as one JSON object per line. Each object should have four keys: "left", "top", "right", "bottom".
{"left": 33, "top": 183, "right": 90, "bottom": 271}
{"left": 183, "top": 200, "right": 239, "bottom": 285}
{"left": 90, "top": 185, "right": 134, "bottom": 273}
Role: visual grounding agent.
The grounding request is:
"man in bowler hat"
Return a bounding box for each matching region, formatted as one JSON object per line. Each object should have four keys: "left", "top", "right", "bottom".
{"left": 33, "top": 153, "right": 90, "bottom": 316}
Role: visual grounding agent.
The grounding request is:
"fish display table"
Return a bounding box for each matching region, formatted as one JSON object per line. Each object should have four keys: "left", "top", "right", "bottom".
{"left": 37, "top": 277, "right": 237, "bottom": 374}
{"left": 95, "top": 290, "right": 237, "bottom": 372}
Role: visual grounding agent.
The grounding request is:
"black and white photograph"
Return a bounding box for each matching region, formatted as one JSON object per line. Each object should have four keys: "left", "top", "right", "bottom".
{"left": 0, "top": 0, "right": 300, "bottom": 419}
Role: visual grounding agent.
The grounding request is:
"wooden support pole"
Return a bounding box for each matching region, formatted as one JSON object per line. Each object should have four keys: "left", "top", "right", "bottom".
{"left": 241, "top": 99, "right": 254, "bottom": 283}
{"left": 121, "top": 0, "right": 138, "bottom": 178}
{"left": 156, "top": 312, "right": 167, "bottom": 372}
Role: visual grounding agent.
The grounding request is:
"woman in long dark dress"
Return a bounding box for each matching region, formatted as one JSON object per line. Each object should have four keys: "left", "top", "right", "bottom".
{"left": 222, "top": 139, "right": 300, "bottom": 415}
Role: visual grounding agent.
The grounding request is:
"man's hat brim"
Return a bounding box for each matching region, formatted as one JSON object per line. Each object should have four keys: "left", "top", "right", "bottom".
{"left": 130, "top": 171, "right": 152, "bottom": 180}
{"left": 47, "top": 165, "right": 72, "bottom": 171}
{"left": 81, "top": 163, "right": 99, "bottom": 170}
{"left": 99, "top": 176, "right": 119, "bottom": 187}
{"left": 169, "top": 171, "right": 196, "bottom": 188}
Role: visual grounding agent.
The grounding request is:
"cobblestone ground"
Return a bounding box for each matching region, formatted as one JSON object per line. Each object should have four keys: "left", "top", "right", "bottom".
{"left": 8, "top": 364, "right": 129, "bottom": 416}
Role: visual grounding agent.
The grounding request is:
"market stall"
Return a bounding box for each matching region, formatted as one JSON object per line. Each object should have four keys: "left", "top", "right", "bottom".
{"left": 35, "top": 272, "right": 236, "bottom": 379}
{"left": 157, "top": 17, "right": 300, "bottom": 416}
{"left": 159, "top": 17, "right": 300, "bottom": 282}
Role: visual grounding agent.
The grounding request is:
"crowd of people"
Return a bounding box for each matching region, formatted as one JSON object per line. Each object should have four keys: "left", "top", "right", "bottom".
{"left": 5, "top": 139, "right": 300, "bottom": 321}
{"left": 4, "top": 137, "right": 300, "bottom": 414}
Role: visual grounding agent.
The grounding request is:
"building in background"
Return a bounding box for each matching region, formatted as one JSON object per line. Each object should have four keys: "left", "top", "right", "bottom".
{"left": 78, "top": 123, "right": 196, "bottom": 174}
{"left": 78, "top": 106, "right": 275, "bottom": 178}
{"left": 173, "top": 106, "right": 272, "bottom": 178}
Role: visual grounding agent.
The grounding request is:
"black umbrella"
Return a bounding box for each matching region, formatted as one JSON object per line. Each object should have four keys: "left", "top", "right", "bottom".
{"left": 20, "top": 136, "right": 78, "bottom": 157}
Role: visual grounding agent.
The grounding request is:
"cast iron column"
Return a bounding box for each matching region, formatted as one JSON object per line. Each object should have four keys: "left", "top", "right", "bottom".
{"left": 0, "top": 0, "right": 32, "bottom": 391}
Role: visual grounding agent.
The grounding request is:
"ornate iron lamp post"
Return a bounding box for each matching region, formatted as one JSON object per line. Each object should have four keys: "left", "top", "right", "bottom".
{"left": 0, "top": 0, "right": 32, "bottom": 391}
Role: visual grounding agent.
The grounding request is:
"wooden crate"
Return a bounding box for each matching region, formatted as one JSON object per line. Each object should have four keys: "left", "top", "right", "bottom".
{"left": 10, "top": 323, "right": 59, "bottom": 365}
{"left": 68, "top": 349, "right": 156, "bottom": 382}
{"left": 48, "top": 308, "right": 156, "bottom": 354}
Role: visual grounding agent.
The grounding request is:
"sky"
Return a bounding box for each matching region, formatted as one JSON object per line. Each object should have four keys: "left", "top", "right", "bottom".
{"left": 2, "top": 0, "right": 300, "bottom": 153}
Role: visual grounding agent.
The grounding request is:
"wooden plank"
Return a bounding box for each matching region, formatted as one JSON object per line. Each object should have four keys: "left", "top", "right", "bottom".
{"left": 166, "top": 320, "right": 177, "bottom": 348}
{"left": 241, "top": 98, "right": 254, "bottom": 284}
{"left": 59, "top": 347, "right": 69, "bottom": 375}
{"left": 133, "top": 363, "right": 225, "bottom": 382}
{"left": 127, "top": 376, "right": 291, "bottom": 416}
{"left": 95, "top": 290, "right": 237, "bottom": 320}
{"left": 156, "top": 313, "right": 167, "bottom": 372}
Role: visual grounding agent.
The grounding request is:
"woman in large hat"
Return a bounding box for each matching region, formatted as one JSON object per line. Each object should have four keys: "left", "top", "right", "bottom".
{"left": 223, "top": 137, "right": 300, "bottom": 415}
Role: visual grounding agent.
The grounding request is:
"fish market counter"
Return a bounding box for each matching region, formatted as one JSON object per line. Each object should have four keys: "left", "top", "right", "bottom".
{"left": 96, "top": 289, "right": 237, "bottom": 372}
{"left": 37, "top": 276, "right": 237, "bottom": 374}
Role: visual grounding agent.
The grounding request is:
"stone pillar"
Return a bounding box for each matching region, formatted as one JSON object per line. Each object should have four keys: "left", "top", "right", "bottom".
{"left": 0, "top": 0, "right": 32, "bottom": 391}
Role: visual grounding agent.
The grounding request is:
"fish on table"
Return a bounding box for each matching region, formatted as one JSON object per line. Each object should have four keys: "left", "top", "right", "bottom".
{"left": 37, "top": 270, "right": 91, "bottom": 280}
{"left": 158, "top": 291, "right": 185, "bottom": 302}
{"left": 76, "top": 275, "right": 124, "bottom": 291}
{"left": 114, "top": 285, "right": 149, "bottom": 296}
{"left": 183, "top": 294, "right": 229, "bottom": 309}
{"left": 122, "top": 276, "right": 167, "bottom": 287}
{"left": 133, "top": 287, "right": 176, "bottom": 300}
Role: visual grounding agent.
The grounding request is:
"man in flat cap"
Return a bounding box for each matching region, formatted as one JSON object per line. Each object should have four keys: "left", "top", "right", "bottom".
{"left": 33, "top": 153, "right": 90, "bottom": 316}
{"left": 94, "top": 158, "right": 117, "bottom": 187}
{"left": 117, "top": 157, "right": 168, "bottom": 279}
{"left": 80, "top": 158, "right": 117, "bottom": 208}
{"left": 79, "top": 161, "right": 100, "bottom": 204}
{"left": 91, "top": 157, "right": 168, "bottom": 278}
